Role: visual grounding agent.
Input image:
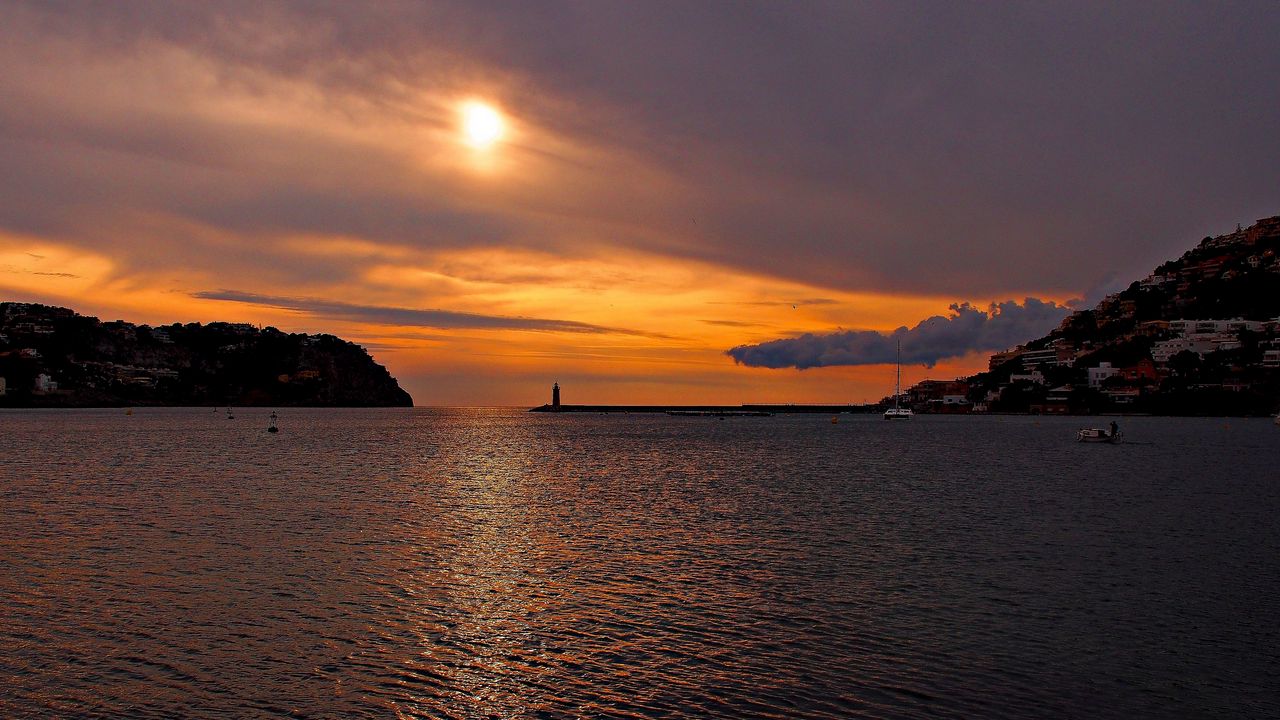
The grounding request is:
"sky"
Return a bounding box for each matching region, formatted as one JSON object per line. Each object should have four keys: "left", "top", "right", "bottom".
{"left": 2, "top": 1, "right": 1279, "bottom": 406}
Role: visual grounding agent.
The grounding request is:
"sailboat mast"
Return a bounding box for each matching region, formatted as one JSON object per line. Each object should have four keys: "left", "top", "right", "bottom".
{"left": 894, "top": 340, "right": 901, "bottom": 409}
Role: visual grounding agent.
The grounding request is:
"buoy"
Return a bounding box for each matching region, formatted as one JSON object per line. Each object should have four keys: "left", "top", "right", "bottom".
{"left": 125, "top": 408, "right": 132, "bottom": 416}
{"left": 831, "top": 416, "right": 839, "bottom": 424}
{"left": 267, "top": 411, "right": 279, "bottom": 433}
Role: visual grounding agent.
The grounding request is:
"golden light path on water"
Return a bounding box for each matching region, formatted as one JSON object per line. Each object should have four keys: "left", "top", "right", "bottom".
{"left": 2, "top": 408, "right": 1278, "bottom": 718}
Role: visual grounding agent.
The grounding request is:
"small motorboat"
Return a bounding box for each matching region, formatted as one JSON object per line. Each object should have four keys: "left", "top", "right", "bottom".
{"left": 1077, "top": 428, "right": 1122, "bottom": 443}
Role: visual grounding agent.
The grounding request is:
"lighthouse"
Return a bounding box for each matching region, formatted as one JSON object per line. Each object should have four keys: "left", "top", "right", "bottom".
{"left": 552, "top": 382, "right": 561, "bottom": 410}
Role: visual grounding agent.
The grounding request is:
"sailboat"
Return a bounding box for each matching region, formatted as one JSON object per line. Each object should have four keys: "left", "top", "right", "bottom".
{"left": 884, "top": 340, "right": 914, "bottom": 420}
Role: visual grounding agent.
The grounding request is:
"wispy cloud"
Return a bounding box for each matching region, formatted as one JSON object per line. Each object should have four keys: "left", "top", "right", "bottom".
{"left": 192, "top": 290, "right": 649, "bottom": 336}
{"left": 700, "top": 319, "right": 762, "bottom": 327}
{"left": 708, "top": 298, "right": 839, "bottom": 307}
{"left": 727, "top": 298, "right": 1071, "bottom": 369}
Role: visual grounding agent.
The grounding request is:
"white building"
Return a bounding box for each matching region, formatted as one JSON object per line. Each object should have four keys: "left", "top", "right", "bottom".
{"left": 1167, "top": 318, "right": 1264, "bottom": 336}
{"left": 1020, "top": 347, "right": 1061, "bottom": 369}
{"left": 1151, "top": 333, "right": 1239, "bottom": 362}
{"left": 0, "top": 376, "right": 6, "bottom": 396}
{"left": 1087, "top": 362, "right": 1120, "bottom": 388}
{"left": 1009, "top": 369, "right": 1046, "bottom": 385}
{"left": 34, "top": 373, "right": 58, "bottom": 393}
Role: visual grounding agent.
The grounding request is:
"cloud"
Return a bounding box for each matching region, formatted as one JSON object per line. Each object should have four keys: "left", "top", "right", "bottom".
{"left": 708, "top": 298, "right": 840, "bottom": 308}
{"left": 727, "top": 298, "right": 1071, "bottom": 369}
{"left": 192, "top": 290, "right": 650, "bottom": 335}
{"left": 2, "top": 2, "right": 1278, "bottom": 301}
{"left": 701, "top": 319, "right": 761, "bottom": 327}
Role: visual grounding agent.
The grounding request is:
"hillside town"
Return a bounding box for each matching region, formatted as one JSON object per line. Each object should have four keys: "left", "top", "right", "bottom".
{"left": 891, "top": 216, "right": 1280, "bottom": 416}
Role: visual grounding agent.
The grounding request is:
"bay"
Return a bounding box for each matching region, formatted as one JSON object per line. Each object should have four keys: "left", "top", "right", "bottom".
{"left": 1, "top": 409, "right": 1277, "bottom": 718}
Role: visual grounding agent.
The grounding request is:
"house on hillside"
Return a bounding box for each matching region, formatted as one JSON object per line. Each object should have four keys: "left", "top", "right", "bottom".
{"left": 1120, "top": 359, "right": 1160, "bottom": 383}
{"left": 1088, "top": 362, "right": 1120, "bottom": 388}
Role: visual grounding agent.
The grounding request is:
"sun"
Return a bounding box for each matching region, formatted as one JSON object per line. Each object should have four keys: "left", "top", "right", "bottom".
{"left": 460, "top": 101, "right": 505, "bottom": 149}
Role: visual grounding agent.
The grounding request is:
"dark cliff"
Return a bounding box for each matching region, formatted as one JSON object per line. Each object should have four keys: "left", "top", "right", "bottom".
{"left": 0, "top": 303, "right": 413, "bottom": 407}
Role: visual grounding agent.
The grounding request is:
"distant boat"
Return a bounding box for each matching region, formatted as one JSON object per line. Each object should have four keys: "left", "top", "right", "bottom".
{"left": 884, "top": 340, "right": 914, "bottom": 420}
{"left": 267, "top": 411, "right": 279, "bottom": 433}
{"left": 1077, "top": 428, "right": 1122, "bottom": 443}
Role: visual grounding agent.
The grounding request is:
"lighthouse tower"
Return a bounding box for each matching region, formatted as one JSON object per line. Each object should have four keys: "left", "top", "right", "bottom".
{"left": 552, "top": 382, "right": 561, "bottom": 410}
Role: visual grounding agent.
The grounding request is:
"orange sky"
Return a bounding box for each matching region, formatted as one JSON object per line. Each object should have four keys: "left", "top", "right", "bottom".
{"left": 1, "top": 226, "right": 1009, "bottom": 405}
{"left": 3, "top": 4, "right": 1273, "bottom": 405}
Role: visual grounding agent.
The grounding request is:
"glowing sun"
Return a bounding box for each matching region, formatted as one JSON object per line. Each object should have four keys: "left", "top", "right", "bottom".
{"left": 461, "top": 101, "right": 505, "bottom": 149}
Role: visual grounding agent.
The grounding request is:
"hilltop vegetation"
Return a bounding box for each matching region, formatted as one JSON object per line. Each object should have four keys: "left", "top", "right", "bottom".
{"left": 0, "top": 303, "right": 412, "bottom": 407}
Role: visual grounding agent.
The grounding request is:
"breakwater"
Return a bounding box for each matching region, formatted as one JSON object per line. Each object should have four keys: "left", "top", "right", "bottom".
{"left": 530, "top": 404, "right": 878, "bottom": 414}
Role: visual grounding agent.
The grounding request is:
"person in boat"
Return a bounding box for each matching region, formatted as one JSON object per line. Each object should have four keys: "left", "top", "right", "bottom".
{"left": 1109, "top": 420, "right": 1119, "bottom": 438}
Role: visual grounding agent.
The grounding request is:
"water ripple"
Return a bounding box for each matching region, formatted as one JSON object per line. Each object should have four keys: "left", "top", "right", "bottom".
{"left": 1, "top": 408, "right": 1279, "bottom": 718}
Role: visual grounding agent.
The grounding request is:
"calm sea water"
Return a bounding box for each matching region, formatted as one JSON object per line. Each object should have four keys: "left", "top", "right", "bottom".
{"left": 1, "top": 408, "right": 1278, "bottom": 718}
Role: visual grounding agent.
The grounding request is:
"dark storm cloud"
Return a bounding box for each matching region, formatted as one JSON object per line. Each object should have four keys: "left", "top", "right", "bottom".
{"left": 2, "top": 2, "right": 1279, "bottom": 297}
{"left": 193, "top": 290, "right": 648, "bottom": 335}
{"left": 727, "top": 298, "right": 1071, "bottom": 369}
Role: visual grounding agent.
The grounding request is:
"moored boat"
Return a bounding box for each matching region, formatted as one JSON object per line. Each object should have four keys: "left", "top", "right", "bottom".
{"left": 1077, "top": 428, "right": 1122, "bottom": 443}
{"left": 884, "top": 340, "right": 913, "bottom": 420}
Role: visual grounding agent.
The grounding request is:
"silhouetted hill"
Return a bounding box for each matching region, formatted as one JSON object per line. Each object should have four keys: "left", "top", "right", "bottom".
{"left": 0, "top": 303, "right": 412, "bottom": 407}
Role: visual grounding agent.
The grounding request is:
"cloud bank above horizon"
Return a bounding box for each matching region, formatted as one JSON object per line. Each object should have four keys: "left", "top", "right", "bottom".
{"left": 727, "top": 298, "right": 1072, "bottom": 370}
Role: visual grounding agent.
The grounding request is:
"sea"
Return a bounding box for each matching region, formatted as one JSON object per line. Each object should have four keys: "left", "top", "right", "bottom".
{"left": 1, "top": 408, "right": 1278, "bottom": 719}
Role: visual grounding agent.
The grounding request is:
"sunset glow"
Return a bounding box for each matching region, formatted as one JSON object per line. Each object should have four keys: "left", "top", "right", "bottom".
{"left": 4, "top": 7, "right": 1279, "bottom": 719}
{"left": 1, "top": 4, "right": 1276, "bottom": 406}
